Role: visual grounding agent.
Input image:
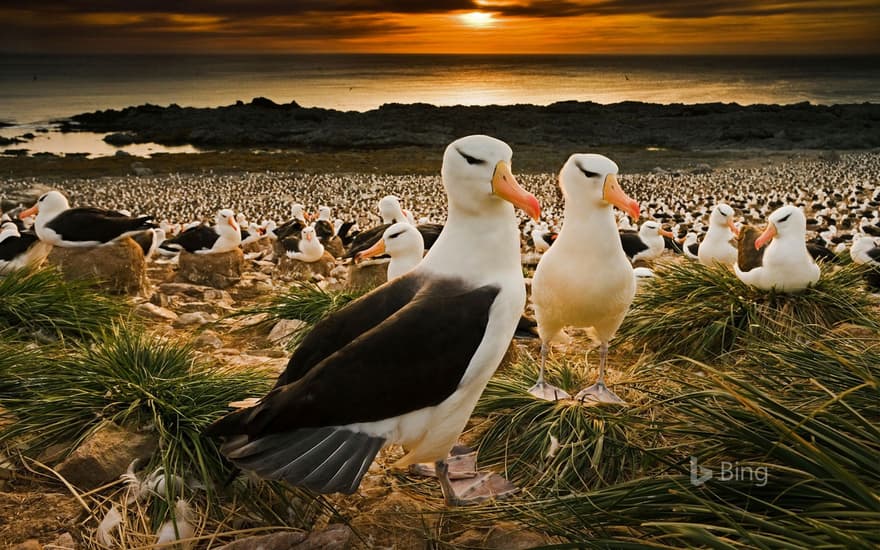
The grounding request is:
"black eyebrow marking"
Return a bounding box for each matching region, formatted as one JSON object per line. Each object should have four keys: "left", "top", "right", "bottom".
{"left": 777, "top": 213, "right": 792, "bottom": 223}
{"left": 387, "top": 231, "right": 405, "bottom": 239}
{"left": 577, "top": 164, "right": 599, "bottom": 178}
{"left": 456, "top": 148, "right": 485, "bottom": 165}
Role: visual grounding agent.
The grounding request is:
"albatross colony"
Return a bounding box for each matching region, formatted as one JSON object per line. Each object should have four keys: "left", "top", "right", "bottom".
{"left": 206, "top": 135, "right": 541, "bottom": 506}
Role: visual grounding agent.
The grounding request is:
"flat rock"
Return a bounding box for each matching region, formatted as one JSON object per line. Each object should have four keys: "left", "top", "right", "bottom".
{"left": 47, "top": 237, "right": 147, "bottom": 295}
{"left": 159, "top": 282, "right": 212, "bottom": 298}
{"left": 56, "top": 422, "right": 156, "bottom": 490}
{"left": 267, "top": 319, "right": 308, "bottom": 347}
{"left": 134, "top": 302, "right": 178, "bottom": 322}
{"left": 173, "top": 311, "right": 217, "bottom": 328}
{"left": 193, "top": 330, "right": 223, "bottom": 349}
{"left": 178, "top": 248, "right": 244, "bottom": 289}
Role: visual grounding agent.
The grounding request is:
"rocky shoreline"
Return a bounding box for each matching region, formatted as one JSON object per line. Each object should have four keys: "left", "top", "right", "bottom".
{"left": 65, "top": 98, "right": 880, "bottom": 151}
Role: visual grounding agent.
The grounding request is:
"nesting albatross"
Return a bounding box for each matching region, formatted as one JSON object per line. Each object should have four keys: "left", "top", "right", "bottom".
{"left": 206, "top": 135, "right": 541, "bottom": 505}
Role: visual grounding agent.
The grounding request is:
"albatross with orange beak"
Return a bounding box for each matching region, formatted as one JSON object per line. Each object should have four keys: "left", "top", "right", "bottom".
{"left": 734, "top": 205, "right": 819, "bottom": 292}
{"left": 159, "top": 209, "right": 241, "bottom": 254}
{"left": 206, "top": 135, "right": 540, "bottom": 506}
{"left": 530, "top": 153, "right": 640, "bottom": 403}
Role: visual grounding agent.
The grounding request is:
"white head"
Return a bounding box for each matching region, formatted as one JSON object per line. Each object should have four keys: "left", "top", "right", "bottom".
{"left": 639, "top": 220, "right": 672, "bottom": 239}
{"left": 216, "top": 209, "right": 239, "bottom": 236}
{"left": 709, "top": 203, "right": 739, "bottom": 235}
{"left": 0, "top": 222, "right": 19, "bottom": 239}
{"left": 301, "top": 226, "right": 317, "bottom": 242}
{"left": 290, "top": 203, "right": 306, "bottom": 221}
{"left": 378, "top": 195, "right": 404, "bottom": 224}
{"left": 19, "top": 190, "right": 70, "bottom": 222}
{"left": 318, "top": 206, "right": 331, "bottom": 221}
{"left": 755, "top": 205, "right": 806, "bottom": 249}
{"left": 558, "top": 154, "right": 639, "bottom": 220}
{"left": 440, "top": 134, "right": 540, "bottom": 220}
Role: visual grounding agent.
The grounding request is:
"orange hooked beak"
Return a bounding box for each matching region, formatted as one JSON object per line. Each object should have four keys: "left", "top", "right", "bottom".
{"left": 228, "top": 217, "right": 238, "bottom": 230}
{"left": 755, "top": 223, "right": 777, "bottom": 249}
{"left": 355, "top": 239, "right": 385, "bottom": 263}
{"left": 19, "top": 204, "right": 38, "bottom": 220}
{"left": 603, "top": 174, "right": 640, "bottom": 220}
{"left": 659, "top": 228, "right": 674, "bottom": 238}
{"left": 492, "top": 161, "right": 541, "bottom": 221}
{"left": 728, "top": 218, "right": 740, "bottom": 237}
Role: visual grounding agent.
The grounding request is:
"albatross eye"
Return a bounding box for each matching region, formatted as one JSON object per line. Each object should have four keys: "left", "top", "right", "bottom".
{"left": 457, "top": 149, "right": 485, "bottom": 165}
{"left": 579, "top": 167, "right": 599, "bottom": 178}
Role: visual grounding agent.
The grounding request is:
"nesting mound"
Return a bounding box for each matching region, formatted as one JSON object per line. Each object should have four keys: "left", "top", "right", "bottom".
{"left": 178, "top": 248, "right": 244, "bottom": 288}
{"left": 47, "top": 237, "right": 147, "bottom": 295}
{"left": 619, "top": 259, "right": 878, "bottom": 359}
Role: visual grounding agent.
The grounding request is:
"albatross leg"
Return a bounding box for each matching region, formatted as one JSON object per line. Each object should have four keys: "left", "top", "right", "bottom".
{"left": 575, "top": 342, "right": 626, "bottom": 404}
{"left": 528, "top": 341, "right": 571, "bottom": 401}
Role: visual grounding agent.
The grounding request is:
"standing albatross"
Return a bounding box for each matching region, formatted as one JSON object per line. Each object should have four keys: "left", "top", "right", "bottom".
{"left": 530, "top": 154, "right": 640, "bottom": 403}
{"left": 206, "top": 135, "right": 540, "bottom": 505}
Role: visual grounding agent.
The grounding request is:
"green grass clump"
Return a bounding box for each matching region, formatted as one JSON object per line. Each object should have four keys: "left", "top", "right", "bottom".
{"left": 239, "top": 281, "right": 368, "bottom": 348}
{"left": 484, "top": 356, "right": 880, "bottom": 548}
{"left": 473, "top": 358, "right": 664, "bottom": 495}
{"left": 0, "top": 324, "right": 272, "bottom": 500}
{"left": 0, "top": 267, "right": 125, "bottom": 342}
{"left": 619, "top": 260, "right": 878, "bottom": 360}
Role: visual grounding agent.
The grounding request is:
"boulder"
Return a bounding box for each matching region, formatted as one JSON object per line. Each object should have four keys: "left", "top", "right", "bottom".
{"left": 267, "top": 319, "right": 308, "bottom": 347}
{"left": 134, "top": 302, "right": 178, "bottom": 322}
{"left": 276, "top": 251, "right": 335, "bottom": 280}
{"left": 193, "top": 330, "right": 223, "bottom": 349}
{"left": 173, "top": 311, "right": 217, "bottom": 328}
{"left": 56, "top": 422, "right": 156, "bottom": 490}
{"left": 178, "top": 248, "right": 244, "bottom": 289}
{"left": 47, "top": 237, "right": 147, "bottom": 295}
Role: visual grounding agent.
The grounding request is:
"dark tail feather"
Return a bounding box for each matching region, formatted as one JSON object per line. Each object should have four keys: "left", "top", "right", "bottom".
{"left": 134, "top": 215, "right": 156, "bottom": 231}
{"left": 220, "top": 427, "right": 385, "bottom": 494}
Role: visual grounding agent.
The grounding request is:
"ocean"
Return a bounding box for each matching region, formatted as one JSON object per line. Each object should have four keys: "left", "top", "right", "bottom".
{"left": 1, "top": 54, "right": 878, "bottom": 156}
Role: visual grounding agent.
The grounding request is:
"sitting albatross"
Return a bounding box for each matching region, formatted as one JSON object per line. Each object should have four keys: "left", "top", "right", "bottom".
{"left": 530, "top": 154, "right": 640, "bottom": 403}
{"left": 354, "top": 221, "right": 425, "bottom": 280}
{"left": 206, "top": 135, "right": 541, "bottom": 506}
{"left": 19, "top": 190, "right": 155, "bottom": 247}
{"left": 734, "top": 205, "right": 820, "bottom": 292}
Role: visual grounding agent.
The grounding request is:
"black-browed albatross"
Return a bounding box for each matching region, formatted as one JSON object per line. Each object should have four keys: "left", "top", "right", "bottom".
{"left": 206, "top": 135, "right": 541, "bottom": 505}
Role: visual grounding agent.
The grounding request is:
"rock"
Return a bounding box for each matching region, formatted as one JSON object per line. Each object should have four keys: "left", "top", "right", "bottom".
{"left": 56, "top": 422, "right": 156, "bottom": 490}
{"left": 1, "top": 183, "right": 53, "bottom": 211}
{"left": 114, "top": 149, "right": 132, "bottom": 157}
{"left": 134, "top": 302, "right": 178, "bottom": 322}
{"left": 193, "top": 330, "right": 223, "bottom": 349}
{"left": 276, "top": 251, "right": 335, "bottom": 280}
{"left": 691, "top": 163, "right": 713, "bottom": 174}
{"left": 176, "top": 301, "right": 231, "bottom": 315}
{"left": 52, "top": 533, "right": 76, "bottom": 549}
{"left": 178, "top": 248, "right": 244, "bottom": 289}
{"left": 173, "top": 311, "right": 216, "bottom": 328}
{"left": 149, "top": 292, "right": 172, "bottom": 308}
{"left": 267, "top": 319, "right": 307, "bottom": 347}
{"left": 297, "top": 524, "right": 353, "bottom": 550}
{"left": 104, "top": 132, "right": 139, "bottom": 146}
{"left": 130, "top": 161, "right": 152, "bottom": 176}
{"left": 159, "top": 282, "right": 210, "bottom": 298}
{"left": 11, "top": 539, "right": 42, "bottom": 550}
{"left": 46, "top": 237, "right": 147, "bottom": 295}
{"left": 346, "top": 260, "right": 388, "bottom": 290}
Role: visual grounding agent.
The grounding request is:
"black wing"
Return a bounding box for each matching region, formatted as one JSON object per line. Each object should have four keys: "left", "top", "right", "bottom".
{"left": 344, "top": 223, "right": 391, "bottom": 258}
{"left": 208, "top": 276, "right": 499, "bottom": 436}
{"left": 130, "top": 230, "right": 155, "bottom": 256}
{"left": 619, "top": 231, "right": 648, "bottom": 259}
{"left": 275, "top": 219, "right": 305, "bottom": 240}
{"left": 162, "top": 224, "right": 218, "bottom": 253}
{"left": 314, "top": 220, "right": 335, "bottom": 240}
{"left": 337, "top": 221, "right": 358, "bottom": 245}
{"left": 806, "top": 243, "right": 839, "bottom": 264}
{"left": 0, "top": 232, "right": 39, "bottom": 261}
{"left": 46, "top": 208, "right": 154, "bottom": 243}
{"left": 416, "top": 223, "right": 444, "bottom": 250}
{"left": 281, "top": 236, "right": 301, "bottom": 253}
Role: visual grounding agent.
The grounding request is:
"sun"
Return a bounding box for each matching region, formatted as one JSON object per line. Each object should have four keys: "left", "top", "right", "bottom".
{"left": 459, "top": 11, "right": 495, "bottom": 28}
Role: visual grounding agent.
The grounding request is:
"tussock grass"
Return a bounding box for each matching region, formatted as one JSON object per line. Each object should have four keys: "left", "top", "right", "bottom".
{"left": 619, "top": 260, "right": 878, "bottom": 360}
{"left": 0, "top": 325, "right": 272, "bottom": 499}
{"left": 0, "top": 267, "right": 124, "bottom": 342}
{"left": 472, "top": 329, "right": 880, "bottom": 548}
{"left": 237, "top": 281, "right": 368, "bottom": 348}
{"left": 473, "top": 358, "right": 667, "bottom": 495}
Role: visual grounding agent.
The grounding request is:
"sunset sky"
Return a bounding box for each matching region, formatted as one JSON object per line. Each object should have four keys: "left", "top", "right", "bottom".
{"left": 2, "top": 1, "right": 879, "bottom": 55}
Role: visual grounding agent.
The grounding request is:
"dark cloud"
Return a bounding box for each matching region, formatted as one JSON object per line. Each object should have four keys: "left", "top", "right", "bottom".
{"left": 2, "top": 0, "right": 878, "bottom": 19}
